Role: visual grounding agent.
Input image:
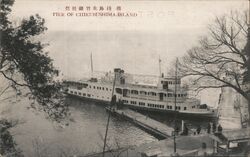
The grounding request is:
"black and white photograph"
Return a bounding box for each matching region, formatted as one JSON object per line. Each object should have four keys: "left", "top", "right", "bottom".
{"left": 0, "top": 0, "right": 250, "bottom": 156}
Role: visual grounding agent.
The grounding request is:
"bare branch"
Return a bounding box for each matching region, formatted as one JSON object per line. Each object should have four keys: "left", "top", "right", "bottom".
{"left": 0, "top": 71, "right": 30, "bottom": 87}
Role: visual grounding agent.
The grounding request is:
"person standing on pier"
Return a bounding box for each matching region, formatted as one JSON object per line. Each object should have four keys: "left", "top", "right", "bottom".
{"left": 207, "top": 123, "right": 211, "bottom": 134}
{"left": 217, "top": 124, "right": 223, "bottom": 134}
{"left": 212, "top": 122, "right": 216, "bottom": 133}
{"left": 196, "top": 125, "right": 201, "bottom": 135}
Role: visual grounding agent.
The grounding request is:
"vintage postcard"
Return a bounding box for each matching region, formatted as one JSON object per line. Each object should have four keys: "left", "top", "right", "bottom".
{"left": 0, "top": 0, "right": 249, "bottom": 156}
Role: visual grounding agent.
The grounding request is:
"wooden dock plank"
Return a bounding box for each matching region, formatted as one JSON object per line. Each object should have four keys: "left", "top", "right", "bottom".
{"left": 107, "top": 108, "right": 174, "bottom": 138}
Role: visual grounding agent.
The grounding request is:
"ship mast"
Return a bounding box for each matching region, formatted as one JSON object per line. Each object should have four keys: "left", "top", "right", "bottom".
{"left": 90, "top": 53, "right": 94, "bottom": 77}
{"left": 159, "top": 56, "right": 162, "bottom": 77}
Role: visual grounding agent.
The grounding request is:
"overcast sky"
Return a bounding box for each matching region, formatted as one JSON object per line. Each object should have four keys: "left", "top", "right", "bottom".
{"left": 10, "top": 0, "right": 248, "bottom": 78}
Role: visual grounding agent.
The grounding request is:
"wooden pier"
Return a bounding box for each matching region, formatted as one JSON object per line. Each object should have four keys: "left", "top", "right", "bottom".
{"left": 106, "top": 107, "right": 174, "bottom": 139}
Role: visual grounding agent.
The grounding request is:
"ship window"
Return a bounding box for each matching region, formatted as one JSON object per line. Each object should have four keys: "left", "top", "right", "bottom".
{"left": 164, "top": 94, "right": 167, "bottom": 97}
{"left": 93, "top": 86, "right": 95, "bottom": 89}
{"left": 74, "top": 92, "right": 77, "bottom": 94}
{"left": 70, "top": 91, "right": 73, "bottom": 94}
{"left": 87, "top": 94, "right": 91, "bottom": 97}
{"left": 148, "top": 92, "right": 156, "bottom": 96}
{"left": 89, "top": 86, "right": 91, "bottom": 88}
{"left": 139, "top": 102, "right": 145, "bottom": 106}
{"left": 131, "top": 90, "right": 138, "bottom": 95}
{"left": 102, "top": 87, "right": 104, "bottom": 90}
{"left": 83, "top": 93, "right": 86, "bottom": 96}
{"left": 106, "top": 88, "right": 108, "bottom": 91}
{"left": 116, "top": 88, "right": 122, "bottom": 94}
{"left": 184, "top": 107, "right": 187, "bottom": 110}
{"left": 78, "top": 92, "right": 81, "bottom": 95}
{"left": 170, "top": 106, "right": 172, "bottom": 109}
{"left": 130, "top": 101, "right": 137, "bottom": 105}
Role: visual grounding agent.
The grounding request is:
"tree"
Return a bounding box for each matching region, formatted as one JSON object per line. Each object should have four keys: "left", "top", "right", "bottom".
{"left": 0, "top": 0, "right": 68, "bottom": 121}
{"left": 0, "top": 119, "right": 23, "bottom": 156}
{"left": 177, "top": 10, "right": 250, "bottom": 125}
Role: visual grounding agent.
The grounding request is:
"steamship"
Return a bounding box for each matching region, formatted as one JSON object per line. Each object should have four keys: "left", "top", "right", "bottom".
{"left": 63, "top": 68, "right": 217, "bottom": 118}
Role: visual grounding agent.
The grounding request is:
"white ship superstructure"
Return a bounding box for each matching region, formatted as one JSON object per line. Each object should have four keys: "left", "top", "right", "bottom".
{"left": 64, "top": 68, "right": 216, "bottom": 117}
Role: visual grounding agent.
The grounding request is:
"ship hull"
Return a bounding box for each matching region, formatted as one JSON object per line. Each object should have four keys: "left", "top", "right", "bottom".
{"left": 66, "top": 93, "right": 217, "bottom": 119}
{"left": 121, "top": 103, "right": 217, "bottom": 119}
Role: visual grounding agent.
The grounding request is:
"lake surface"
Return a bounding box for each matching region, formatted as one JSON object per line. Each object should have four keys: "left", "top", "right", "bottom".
{"left": 4, "top": 97, "right": 156, "bottom": 157}
{"left": 2, "top": 96, "right": 214, "bottom": 157}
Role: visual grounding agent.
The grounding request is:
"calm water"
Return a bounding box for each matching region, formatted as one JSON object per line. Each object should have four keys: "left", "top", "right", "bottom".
{"left": 3, "top": 96, "right": 214, "bottom": 157}
{"left": 5, "top": 97, "right": 156, "bottom": 157}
